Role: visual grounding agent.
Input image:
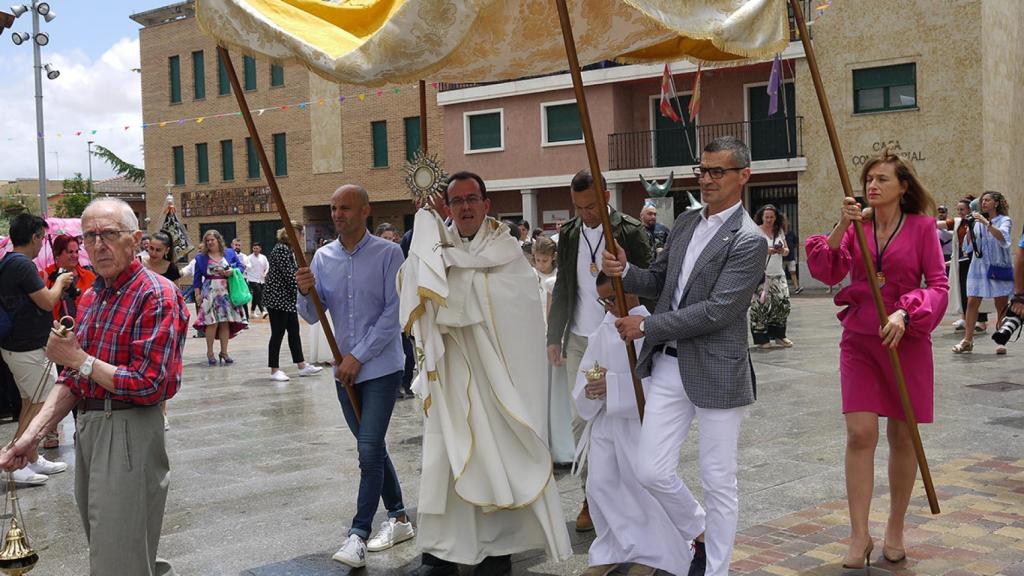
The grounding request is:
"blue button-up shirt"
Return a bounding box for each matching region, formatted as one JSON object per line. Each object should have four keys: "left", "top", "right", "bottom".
{"left": 297, "top": 232, "right": 405, "bottom": 384}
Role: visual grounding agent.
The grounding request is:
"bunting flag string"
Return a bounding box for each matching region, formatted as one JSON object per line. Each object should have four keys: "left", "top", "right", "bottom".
{"left": 1, "top": 80, "right": 437, "bottom": 143}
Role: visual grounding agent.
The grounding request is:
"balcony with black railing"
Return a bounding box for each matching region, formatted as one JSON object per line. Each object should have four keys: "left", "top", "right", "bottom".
{"left": 608, "top": 116, "right": 803, "bottom": 171}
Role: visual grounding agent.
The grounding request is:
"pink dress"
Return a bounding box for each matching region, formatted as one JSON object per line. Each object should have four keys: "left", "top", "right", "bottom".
{"left": 806, "top": 213, "right": 948, "bottom": 423}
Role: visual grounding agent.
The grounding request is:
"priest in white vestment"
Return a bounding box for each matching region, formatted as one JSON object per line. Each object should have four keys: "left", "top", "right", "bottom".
{"left": 573, "top": 274, "right": 692, "bottom": 576}
{"left": 399, "top": 172, "right": 572, "bottom": 576}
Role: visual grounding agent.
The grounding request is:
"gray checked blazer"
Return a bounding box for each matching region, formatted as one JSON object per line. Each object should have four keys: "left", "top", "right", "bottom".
{"left": 622, "top": 206, "right": 768, "bottom": 409}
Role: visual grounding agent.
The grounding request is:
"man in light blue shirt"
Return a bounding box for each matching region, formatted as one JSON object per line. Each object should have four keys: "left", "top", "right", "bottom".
{"left": 296, "top": 184, "right": 413, "bottom": 568}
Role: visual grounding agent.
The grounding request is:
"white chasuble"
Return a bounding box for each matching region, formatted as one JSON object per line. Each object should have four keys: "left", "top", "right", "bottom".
{"left": 399, "top": 210, "right": 572, "bottom": 565}
{"left": 573, "top": 308, "right": 692, "bottom": 576}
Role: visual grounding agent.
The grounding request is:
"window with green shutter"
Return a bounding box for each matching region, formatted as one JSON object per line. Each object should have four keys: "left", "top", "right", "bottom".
{"left": 371, "top": 121, "right": 388, "bottom": 167}
{"left": 172, "top": 146, "right": 185, "bottom": 185}
{"left": 246, "top": 137, "right": 260, "bottom": 179}
{"left": 273, "top": 133, "right": 287, "bottom": 176}
{"left": 543, "top": 102, "right": 583, "bottom": 144}
{"left": 270, "top": 64, "right": 284, "bottom": 87}
{"left": 404, "top": 116, "right": 421, "bottom": 162}
{"left": 169, "top": 55, "right": 181, "bottom": 104}
{"left": 466, "top": 111, "right": 502, "bottom": 151}
{"left": 243, "top": 55, "right": 257, "bottom": 91}
{"left": 220, "top": 139, "right": 234, "bottom": 181}
{"left": 217, "top": 51, "right": 230, "bottom": 96}
{"left": 192, "top": 50, "right": 205, "bottom": 100}
{"left": 853, "top": 63, "right": 916, "bottom": 114}
{"left": 195, "top": 143, "right": 209, "bottom": 183}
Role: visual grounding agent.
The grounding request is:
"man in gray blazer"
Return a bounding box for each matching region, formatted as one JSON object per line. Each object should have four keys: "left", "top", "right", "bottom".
{"left": 602, "top": 136, "right": 767, "bottom": 576}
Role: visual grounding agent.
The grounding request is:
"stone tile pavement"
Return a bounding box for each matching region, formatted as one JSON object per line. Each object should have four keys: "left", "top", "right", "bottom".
{"left": 0, "top": 294, "right": 1021, "bottom": 575}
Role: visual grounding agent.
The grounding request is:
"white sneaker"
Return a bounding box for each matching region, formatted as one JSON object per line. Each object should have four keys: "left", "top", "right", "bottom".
{"left": 270, "top": 370, "right": 290, "bottom": 382}
{"left": 298, "top": 365, "right": 323, "bottom": 377}
{"left": 332, "top": 534, "right": 366, "bottom": 567}
{"left": 28, "top": 454, "right": 67, "bottom": 475}
{"left": 164, "top": 414, "right": 171, "bottom": 431}
{"left": 952, "top": 319, "right": 966, "bottom": 330}
{"left": 367, "top": 518, "right": 415, "bottom": 552}
{"left": 11, "top": 467, "right": 47, "bottom": 485}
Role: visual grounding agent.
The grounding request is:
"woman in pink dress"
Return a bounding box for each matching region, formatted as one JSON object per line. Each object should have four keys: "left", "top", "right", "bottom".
{"left": 806, "top": 151, "right": 947, "bottom": 570}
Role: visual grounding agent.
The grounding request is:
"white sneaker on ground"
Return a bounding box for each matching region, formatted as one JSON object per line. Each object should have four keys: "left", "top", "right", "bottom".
{"left": 366, "top": 518, "right": 415, "bottom": 552}
{"left": 270, "top": 370, "right": 290, "bottom": 382}
{"left": 11, "top": 468, "right": 48, "bottom": 485}
{"left": 298, "top": 365, "right": 323, "bottom": 377}
{"left": 952, "top": 319, "right": 966, "bottom": 330}
{"left": 28, "top": 454, "right": 67, "bottom": 475}
{"left": 332, "top": 534, "right": 367, "bottom": 567}
{"left": 164, "top": 414, "right": 171, "bottom": 431}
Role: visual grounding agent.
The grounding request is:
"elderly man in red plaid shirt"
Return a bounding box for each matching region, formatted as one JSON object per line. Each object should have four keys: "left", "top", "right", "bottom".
{"left": 1, "top": 198, "right": 188, "bottom": 576}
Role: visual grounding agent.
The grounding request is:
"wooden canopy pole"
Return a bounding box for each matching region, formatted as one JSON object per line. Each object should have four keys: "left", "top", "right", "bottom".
{"left": 788, "top": 0, "right": 937, "bottom": 513}
{"left": 554, "top": 0, "right": 645, "bottom": 420}
{"left": 217, "top": 46, "right": 360, "bottom": 422}
{"left": 419, "top": 80, "right": 428, "bottom": 154}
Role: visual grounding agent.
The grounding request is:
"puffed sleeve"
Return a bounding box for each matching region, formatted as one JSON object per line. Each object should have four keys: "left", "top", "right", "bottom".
{"left": 805, "top": 227, "right": 853, "bottom": 286}
{"left": 898, "top": 219, "right": 949, "bottom": 336}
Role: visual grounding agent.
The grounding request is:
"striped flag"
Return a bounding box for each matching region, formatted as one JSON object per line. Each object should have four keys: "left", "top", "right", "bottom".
{"left": 688, "top": 65, "right": 703, "bottom": 122}
{"left": 659, "top": 63, "right": 682, "bottom": 123}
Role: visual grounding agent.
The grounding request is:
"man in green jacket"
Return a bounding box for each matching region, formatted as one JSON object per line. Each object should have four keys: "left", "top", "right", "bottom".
{"left": 546, "top": 170, "right": 652, "bottom": 532}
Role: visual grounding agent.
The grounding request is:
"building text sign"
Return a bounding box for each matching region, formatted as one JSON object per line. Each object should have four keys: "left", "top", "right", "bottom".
{"left": 850, "top": 140, "right": 926, "bottom": 166}
{"left": 181, "top": 186, "right": 276, "bottom": 217}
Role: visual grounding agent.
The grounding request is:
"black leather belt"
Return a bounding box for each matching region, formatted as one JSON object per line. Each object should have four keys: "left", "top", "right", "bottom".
{"left": 653, "top": 344, "right": 677, "bottom": 357}
{"left": 76, "top": 398, "right": 137, "bottom": 412}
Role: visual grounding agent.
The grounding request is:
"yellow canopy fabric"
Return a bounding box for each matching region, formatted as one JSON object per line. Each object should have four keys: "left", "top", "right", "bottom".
{"left": 196, "top": 0, "right": 789, "bottom": 86}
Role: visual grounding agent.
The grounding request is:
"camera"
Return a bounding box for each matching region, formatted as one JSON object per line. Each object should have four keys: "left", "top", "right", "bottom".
{"left": 992, "top": 307, "right": 1022, "bottom": 346}
{"left": 51, "top": 268, "right": 80, "bottom": 301}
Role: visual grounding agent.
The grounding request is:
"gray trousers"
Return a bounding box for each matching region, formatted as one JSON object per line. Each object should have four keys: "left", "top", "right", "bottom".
{"left": 75, "top": 402, "right": 175, "bottom": 576}
{"left": 564, "top": 332, "right": 589, "bottom": 487}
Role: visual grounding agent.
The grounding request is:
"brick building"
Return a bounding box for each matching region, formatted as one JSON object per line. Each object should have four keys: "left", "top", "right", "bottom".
{"left": 133, "top": 1, "right": 444, "bottom": 256}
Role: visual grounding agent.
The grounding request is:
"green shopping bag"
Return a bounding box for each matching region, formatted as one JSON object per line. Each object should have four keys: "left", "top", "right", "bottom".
{"left": 228, "top": 268, "right": 252, "bottom": 307}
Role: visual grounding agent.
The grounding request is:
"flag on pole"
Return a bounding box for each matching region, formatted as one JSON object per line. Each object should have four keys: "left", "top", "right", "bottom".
{"left": 659, "top": 63, "right": 682, "bottom": 123}
{"left": 688, "top": 65, "right": 702, "bottom": 122}
{"left": 767, "top": 54, "right": 782, "bottom": 116}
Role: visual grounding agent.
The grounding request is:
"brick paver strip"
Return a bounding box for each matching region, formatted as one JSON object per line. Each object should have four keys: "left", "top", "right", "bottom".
{"left": 730, "top": 455, "right": 1024, "bottom": 575}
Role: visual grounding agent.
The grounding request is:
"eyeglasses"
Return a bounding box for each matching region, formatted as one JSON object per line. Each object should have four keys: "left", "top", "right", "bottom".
{"left": 82, "top": 229, "right": 130, "bottom": 244}
{"left": 692, "top": 166, "right": 746, "bottom": 180}
{"left": 596, "top": 295, "right": 616, "bottom": 308}
{"left": 447, "top": 195, "right": 483, "bottom": 208}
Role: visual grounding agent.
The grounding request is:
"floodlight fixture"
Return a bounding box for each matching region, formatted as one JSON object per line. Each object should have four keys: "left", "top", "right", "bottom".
{"left": 41, "top": 9, "right": 53, "bottom": 23}
{"left": 10, "top": 30, "right": 27, "bottom": 45}
{"left": 33, "top": 2, "right": 47, "bottom": 15}
{"left": 33, "top": 30, "right": 46, "bottom": 45}
{"left": 44, "top": 63, "right": 58, "bottom": 80}
{"left": 8, "top": 4, "right": 26, "bottom": 17}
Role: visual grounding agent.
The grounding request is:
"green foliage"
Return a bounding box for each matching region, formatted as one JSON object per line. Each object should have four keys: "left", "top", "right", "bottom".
{"left": 92, "top": 144, "right": 145, "bottom": 185}
{"left": 56, "top": 173, "right": 90, "bottom": 217}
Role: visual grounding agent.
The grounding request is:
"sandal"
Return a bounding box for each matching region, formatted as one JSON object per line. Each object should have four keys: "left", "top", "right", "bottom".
{"left": 951, "top": 339, "right": 973, "bottom": 354}
{"left": 996, "top": 344, "right": 1007, "bottom": 355}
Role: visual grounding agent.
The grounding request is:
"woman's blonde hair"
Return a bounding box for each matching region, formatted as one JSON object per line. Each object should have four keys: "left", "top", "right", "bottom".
{"left": 860, "top": 148, "right": 936, "bottom": 216}
{"left": 276, "top": 220, "right": 304, "bottom": 244}
{"left": 200, "top": 229, "right": 225, "bottom": 255}
{"left": 533, "top": 235, "right": 557, "bottom": 259}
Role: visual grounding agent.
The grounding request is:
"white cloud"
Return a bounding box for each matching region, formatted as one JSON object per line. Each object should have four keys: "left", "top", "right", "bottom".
{"left": 0, "top": 37, "right": 143, "bottom": 183}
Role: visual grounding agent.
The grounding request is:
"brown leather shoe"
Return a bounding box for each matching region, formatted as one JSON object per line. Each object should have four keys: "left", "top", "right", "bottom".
{"left": 575, "top": 499, "right": 594, "bottom": 532}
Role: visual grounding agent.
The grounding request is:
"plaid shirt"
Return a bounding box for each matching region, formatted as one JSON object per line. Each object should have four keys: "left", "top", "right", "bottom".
{"left": 59, "top": 260, "right": 188, "bottom": 405}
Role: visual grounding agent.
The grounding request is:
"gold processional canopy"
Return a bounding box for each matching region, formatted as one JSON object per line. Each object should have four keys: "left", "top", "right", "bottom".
{"left": 195, "top": 0, "right": 790, "bottom": 86}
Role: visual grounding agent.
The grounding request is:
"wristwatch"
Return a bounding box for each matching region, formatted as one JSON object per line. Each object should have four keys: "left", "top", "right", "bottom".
{"left": 897, "top": 309, "right": 910, "bottom": 326}
{"left": 639, "top": 319, "right": 646, "bottom": 335}
{"left": 79, "top": 355, "right": 96, "bottom": 379}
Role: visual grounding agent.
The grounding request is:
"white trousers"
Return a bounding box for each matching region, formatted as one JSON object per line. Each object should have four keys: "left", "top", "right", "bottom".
{"left": 636, "top": 353, "right": 747, "bottom": 576}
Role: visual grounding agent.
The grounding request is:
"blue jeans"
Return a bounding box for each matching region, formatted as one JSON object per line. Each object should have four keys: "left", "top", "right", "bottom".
{"left": 336, "top": 371, "right": 407, "bottom": 539}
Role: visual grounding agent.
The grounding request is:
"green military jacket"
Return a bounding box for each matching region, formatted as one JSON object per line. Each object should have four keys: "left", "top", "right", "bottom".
{"left": 546, "top": 209, "right": 653, "bottom": 351}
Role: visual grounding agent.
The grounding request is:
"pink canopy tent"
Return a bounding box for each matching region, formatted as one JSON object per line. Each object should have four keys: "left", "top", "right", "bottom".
{"left": 0, "top": 217, "right": 93, "bottom": 272}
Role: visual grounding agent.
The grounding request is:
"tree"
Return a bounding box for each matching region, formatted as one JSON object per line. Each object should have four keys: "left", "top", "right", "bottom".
{"left": 55, "top": 173, "right": 90, "bottom": 217}
{"left": 92, "top": 144, "right": 145, "bottom": 185}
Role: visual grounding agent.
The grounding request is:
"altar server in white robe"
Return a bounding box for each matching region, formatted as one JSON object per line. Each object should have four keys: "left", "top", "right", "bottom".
{"left": 573, "top": 273, "right": 691, "bottom": 576}
{"left": 399, "top": 171, "right": 572, "bottom": 576}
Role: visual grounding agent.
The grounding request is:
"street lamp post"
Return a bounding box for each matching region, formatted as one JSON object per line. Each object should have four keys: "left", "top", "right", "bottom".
{"left": 10, "top": 2, "right": 58, "bottom": 216}
{"left": 87, "top": 140, "right": 94, "bottom": 198}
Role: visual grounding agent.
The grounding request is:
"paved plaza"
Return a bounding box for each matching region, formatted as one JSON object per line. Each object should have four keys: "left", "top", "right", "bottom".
{"left": 1, "top": 294, "right": 1022, "bottom": 575}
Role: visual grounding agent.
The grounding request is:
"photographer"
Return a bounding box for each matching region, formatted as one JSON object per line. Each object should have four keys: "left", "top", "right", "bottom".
{"left": 44, "top": 234, "right": 96, "bottom": 322}
{"left": 953, "top": 191, "right": 1014, "bottom": 355}
{"left": 993, "top": 229, "right": 1024, "bottom": 345}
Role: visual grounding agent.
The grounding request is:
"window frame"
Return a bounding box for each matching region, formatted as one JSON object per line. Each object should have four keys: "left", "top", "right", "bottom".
{"left": 195, "top": 142, "right": 209, "bottom": 184}
{"left": 220, "top": 139, "right": 234, "bottom": 182}
{"left": 272, "top": 132, "right": 288, "bottom": 176}
{"left": 463, "top": 108, "right": 505, "bottom": 154}
{"left": 852, "top": 62, "right": 917, "bottom": 114}
{"left": 168, "top": 55, "right": 181, "bottom": 104}
{"left": 540, "top": 99, "right": 584, "bottom": 147}
{"left": 191, "top": 50, "right": 206, "bottom": 100}
{"left": 172, "top": 146, "right": 185, "bottom": 186}
{"left": 371, "top": 120, "right": 389, "bottom": 168}
{"left": 243, "top": 55, "right": 257, "bottom": 92}
{"left": 245, "top": 137, "right": 260, "bottom": 179}
{"left": 217, "top": 51, "right": 230, "bottom": 96}
{"left": 404, "top": 116, "right": 421, "bottom": 163}
{"left": 270, "top": 64, "right": 284, "bottom": 88}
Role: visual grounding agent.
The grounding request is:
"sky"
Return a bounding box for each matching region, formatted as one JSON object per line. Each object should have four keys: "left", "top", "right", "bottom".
{"left": 0, "top": 1, "right": 171, "bottom": 182}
